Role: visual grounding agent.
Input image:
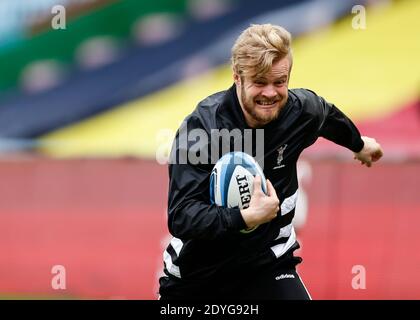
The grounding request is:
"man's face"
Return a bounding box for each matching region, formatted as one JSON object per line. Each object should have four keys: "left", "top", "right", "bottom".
{"left": 235, "top": 56, "right": 290, "bottom": 128}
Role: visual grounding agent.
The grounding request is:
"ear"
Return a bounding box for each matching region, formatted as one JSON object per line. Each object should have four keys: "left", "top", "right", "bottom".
{"left": 233, "top": 72, "right": 241, "bottom": 86}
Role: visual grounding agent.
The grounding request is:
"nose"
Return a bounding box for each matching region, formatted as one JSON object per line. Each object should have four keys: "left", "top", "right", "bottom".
{"left": 261, "top": 84, "right": 277, "bottom": 98}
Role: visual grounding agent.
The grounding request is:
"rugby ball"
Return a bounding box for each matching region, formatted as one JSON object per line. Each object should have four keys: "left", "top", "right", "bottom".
{"left": 209, "top": 152, "right": 267, "bottom": 233}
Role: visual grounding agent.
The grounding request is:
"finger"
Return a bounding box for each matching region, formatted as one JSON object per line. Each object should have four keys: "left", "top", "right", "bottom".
{"left": 372, "top": 149, "right": 383, "bottom": 161}
{"left": 252, "top": 175, "right": 263, "bottom": 195}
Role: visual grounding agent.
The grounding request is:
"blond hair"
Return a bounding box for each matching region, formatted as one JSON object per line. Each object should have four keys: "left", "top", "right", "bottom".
{"left": 231, "top": 24, "right": 292, "bottom": 79}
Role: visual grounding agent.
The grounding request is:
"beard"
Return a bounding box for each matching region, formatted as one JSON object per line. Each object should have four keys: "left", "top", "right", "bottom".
{"left": 240, "top": 83, "right": 285, "bottom": 127}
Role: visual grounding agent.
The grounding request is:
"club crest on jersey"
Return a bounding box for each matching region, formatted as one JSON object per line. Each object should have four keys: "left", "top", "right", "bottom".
{"left": 273, "top": 144, "right": 287, "bottom": 169}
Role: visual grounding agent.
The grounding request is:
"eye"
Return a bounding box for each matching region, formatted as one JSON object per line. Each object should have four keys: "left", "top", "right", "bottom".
{"left": 275, "top": 79, "right": 286, "bottom": 86}
{"left": 253, "top": 79, "right": 266, "bottom": 86}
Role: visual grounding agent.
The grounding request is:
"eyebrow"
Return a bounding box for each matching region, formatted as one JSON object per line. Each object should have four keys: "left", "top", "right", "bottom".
{"left": 255, "top": 76, "right": 287, "bottom": 81}
{"left": 252, "top": 74, "right": 288, "bottom": 82}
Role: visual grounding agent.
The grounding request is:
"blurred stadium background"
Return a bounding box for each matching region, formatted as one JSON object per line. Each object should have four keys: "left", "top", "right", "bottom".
{"left": 0, "top": 0, "right": 419, "bottom": 299}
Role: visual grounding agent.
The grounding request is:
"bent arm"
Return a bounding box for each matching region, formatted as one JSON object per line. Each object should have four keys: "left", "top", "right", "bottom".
{"left": 316, "top": 94, "right": 383, "bottom": 166}
{"left": 317, "top": 96, "right": 364, "bottom": 152}
{"left": 167, "top": 161, "right": 247, "bottom": 240}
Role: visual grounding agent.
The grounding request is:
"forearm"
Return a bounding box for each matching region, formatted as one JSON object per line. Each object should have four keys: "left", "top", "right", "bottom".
{"left": 168, "top": 200, "right": 247, "bottom": 240}
{"left": 319, "top": 103, "right": 364, "bottom": 152}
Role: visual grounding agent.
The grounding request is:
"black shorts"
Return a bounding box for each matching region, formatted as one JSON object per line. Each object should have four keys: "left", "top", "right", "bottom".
{"left": 159, "top": 264, "right": 311, "bottom": 300}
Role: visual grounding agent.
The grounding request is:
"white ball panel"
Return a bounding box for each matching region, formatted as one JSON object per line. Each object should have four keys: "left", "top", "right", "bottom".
{"left": 226, "top": 166, "right": 255, "bottom": 209}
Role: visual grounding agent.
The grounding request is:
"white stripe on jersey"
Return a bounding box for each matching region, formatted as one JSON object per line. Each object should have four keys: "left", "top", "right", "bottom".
{"left": 275, "top": 223, "right": 293, "bottom": 239}
{"left": 163, "top": 250, "right": 181, "bottom": 278}
{"left": 280, "top": 189, "right": 298, "bottom": 216}
{"left": 170, "top": 237, "right": 184, "bottom": 256}
{"left": 273, "top": 189, "right": 298, "bottom": 240}
{"left": 270, "top": 225, "right": 297, "bottom": 258}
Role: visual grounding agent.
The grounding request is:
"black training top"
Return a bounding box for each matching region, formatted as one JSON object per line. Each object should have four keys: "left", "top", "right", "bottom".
{"left": 161, "top": 84, "right": 363, "bottom": 289}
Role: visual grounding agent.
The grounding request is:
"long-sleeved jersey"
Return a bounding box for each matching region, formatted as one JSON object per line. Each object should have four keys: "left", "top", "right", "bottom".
{"left": 161, "top": 84, "right": 363, "bottom": 288}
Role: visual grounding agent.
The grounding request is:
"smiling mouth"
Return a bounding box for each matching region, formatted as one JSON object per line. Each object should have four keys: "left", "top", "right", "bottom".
{"left": 255, "top": 100, "right": 278, "bottom": 107}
